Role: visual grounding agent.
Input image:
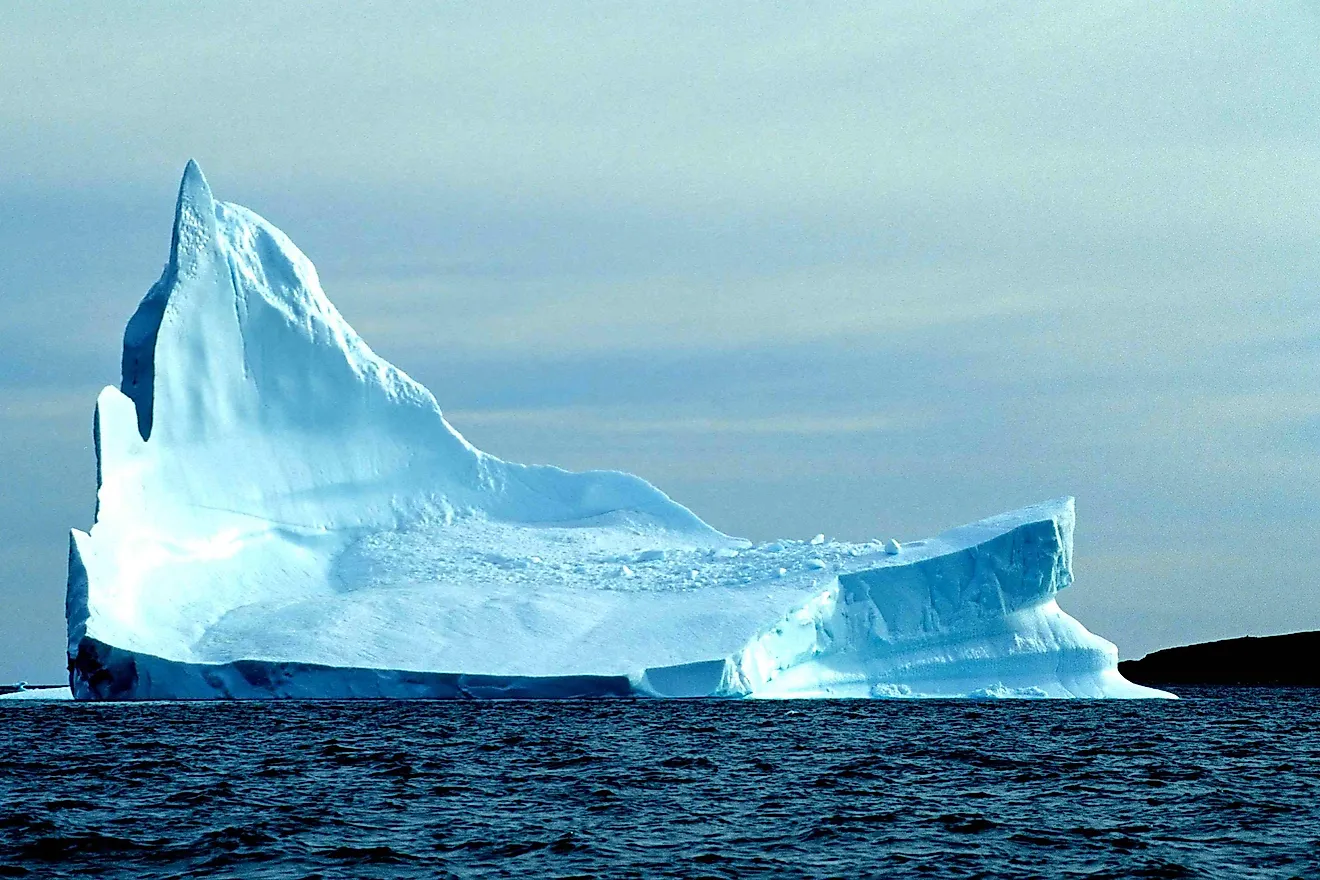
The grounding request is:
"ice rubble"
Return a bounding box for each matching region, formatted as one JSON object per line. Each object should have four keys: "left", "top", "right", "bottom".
{"left": 65, "top": 163, "right": 1171, "bottom": 700}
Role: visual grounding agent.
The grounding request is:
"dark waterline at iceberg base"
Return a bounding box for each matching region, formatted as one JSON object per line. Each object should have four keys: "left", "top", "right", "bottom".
{"left": 2, "top": 691, "right": 1317, "bottom": 879}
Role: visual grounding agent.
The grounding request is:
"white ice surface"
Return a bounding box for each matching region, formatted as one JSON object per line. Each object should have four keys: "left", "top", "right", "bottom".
{"left": 0, "top": 688, "right": 73, "bottom": 702}
{"left": 65, "top": 163, "right": 1170, "bottom": 700}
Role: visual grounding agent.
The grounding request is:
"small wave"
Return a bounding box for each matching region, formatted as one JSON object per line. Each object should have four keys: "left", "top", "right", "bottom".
{"left": 17, "top": 833, "right": 155, "bottom": 860}
{"left": 319, "top": 844, "right": 417, "bottom": 864}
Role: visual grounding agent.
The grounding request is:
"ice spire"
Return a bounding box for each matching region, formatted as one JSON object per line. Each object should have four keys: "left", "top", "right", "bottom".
{"left": 120, "top": 160, "right": 218, "bottom": 440}
{"left": 167, "top": 159, "right": 217, "bottom": 281}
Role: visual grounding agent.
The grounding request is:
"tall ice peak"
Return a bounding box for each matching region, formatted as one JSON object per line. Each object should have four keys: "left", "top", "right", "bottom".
{"left": 169, "top": 159, "right": 217, "bottom": 280}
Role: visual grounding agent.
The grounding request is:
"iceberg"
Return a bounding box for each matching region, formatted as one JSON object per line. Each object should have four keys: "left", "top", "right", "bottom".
{"left": 65, "top": 163, "right": 1171, "bottom": 700}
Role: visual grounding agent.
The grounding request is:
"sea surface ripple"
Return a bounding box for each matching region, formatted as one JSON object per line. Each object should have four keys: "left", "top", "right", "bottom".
{"left": 1, "top": 688, "right": 1317, "bottom": 878}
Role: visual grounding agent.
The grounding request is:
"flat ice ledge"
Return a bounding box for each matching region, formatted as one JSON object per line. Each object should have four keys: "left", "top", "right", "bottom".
{"left": 69, "top": 497, "right": 1170, "bottom": 700}
{"left": 0, "top": 687, "right": 73, "bottom": 702}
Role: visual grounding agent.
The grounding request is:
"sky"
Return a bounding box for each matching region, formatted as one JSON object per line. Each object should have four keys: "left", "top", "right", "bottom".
{"left": 2, "top": 2, "right": 1318, "bottom": 683}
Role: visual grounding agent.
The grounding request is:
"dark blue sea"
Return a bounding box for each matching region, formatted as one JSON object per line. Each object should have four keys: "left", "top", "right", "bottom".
{"left": 2, "top": 689, "right": 1317, "bottom": 879}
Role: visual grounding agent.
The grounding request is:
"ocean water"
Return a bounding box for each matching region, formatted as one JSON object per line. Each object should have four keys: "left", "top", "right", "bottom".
{"left": 1, "top": 689, "right": 1317, "bottom": 879}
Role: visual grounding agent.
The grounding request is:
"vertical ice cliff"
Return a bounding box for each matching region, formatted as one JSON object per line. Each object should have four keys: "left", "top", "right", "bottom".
{"left": 65, "top": 163, "right": 1171, "bottom": 700}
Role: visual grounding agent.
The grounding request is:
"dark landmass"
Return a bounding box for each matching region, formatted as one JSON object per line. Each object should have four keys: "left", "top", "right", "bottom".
{"left": 1120, "top": 631, "right": 1320, "bottom": 687}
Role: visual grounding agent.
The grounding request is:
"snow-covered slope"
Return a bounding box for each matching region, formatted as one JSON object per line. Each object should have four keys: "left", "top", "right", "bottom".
{"left": 65, "top": 163, "right": 1170, "bottom": 700}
